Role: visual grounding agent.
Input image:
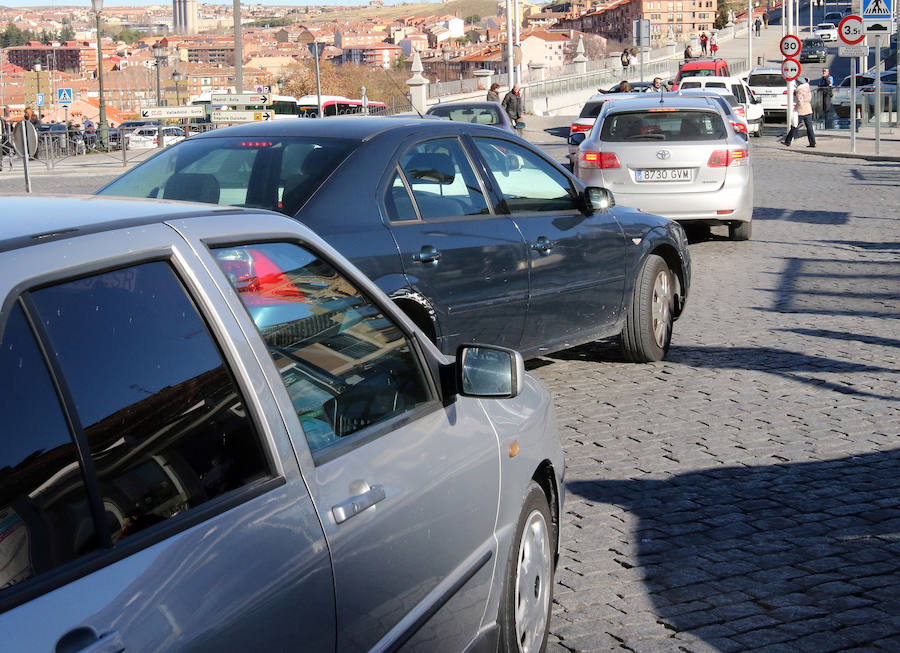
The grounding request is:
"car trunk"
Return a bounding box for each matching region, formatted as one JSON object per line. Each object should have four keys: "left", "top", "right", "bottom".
{"left": 600, "top": 141, "right": 728, "bottom": 194}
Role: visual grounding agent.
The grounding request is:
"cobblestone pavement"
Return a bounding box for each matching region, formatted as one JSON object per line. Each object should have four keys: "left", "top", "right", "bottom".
{"left": 3, "top": 127, "right": 898, "bottom": 653}
{"left": 532, "top": 149, "right": 900, "bottom": 651}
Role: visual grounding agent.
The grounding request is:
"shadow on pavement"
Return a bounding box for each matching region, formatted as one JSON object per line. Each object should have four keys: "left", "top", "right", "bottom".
{"left": 566, "top": 448, "right": 900, "bottom": 651}
{"left": 754, "top": 206, "right": 851, "bottom": 225}
{"left": 544, "top": 126, "right": 571, "bottom": 139}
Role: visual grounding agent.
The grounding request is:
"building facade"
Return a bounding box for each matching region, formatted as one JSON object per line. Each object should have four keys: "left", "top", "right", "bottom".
{"left": 173, "top": 0, "right": 199, "bottom": 35}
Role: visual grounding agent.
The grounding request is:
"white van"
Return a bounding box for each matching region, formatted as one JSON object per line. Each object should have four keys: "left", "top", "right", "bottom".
{"left": 746, "top": 67, "right": 789, "bottom": 119}
{"left": 677, "top": 75, "right": 765, "bottom": 136}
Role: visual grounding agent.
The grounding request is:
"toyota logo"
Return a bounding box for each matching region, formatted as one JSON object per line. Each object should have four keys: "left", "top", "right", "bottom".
{"left": 656, "top": 150, "right": 671, "bottom": 160}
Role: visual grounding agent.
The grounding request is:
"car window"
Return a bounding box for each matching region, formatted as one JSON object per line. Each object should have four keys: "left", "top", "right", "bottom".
{"left": 26, "top": 261, "right": 271, "bottom": 546}
{"left": 0, "top": 302, "right": 100, "bottom": 591}
{"left": 578, "top": 101, "right": 606, "bottom": 118}
{"left": 399, "top": 137, "right": 489, "bottom": 219}
{"left": 428, "top": 105, "right": 502, "bottom": 125}
{"left": 732, "top": 83, "right": 747, "bottom": 103}
{"left": 98, "top": 137, "right": 358, "bottom": 215}
{"left": 473, "top": 137, "right": 580, "bottom": 213}
{"left": 680, "top": 81, "right": 702, "bottom": 89}
{"left": 212, "top": 243, "right": 434, "bottom": 459}
{"left": 706, "top": 81, "right": 727, "bottom": 89}
{"left": 600, "top": 110, "right": 727, "bottom": 142}
{"left": 748, "top": 73, "right": 787, "bottom": 87}
{"left": 386, "top": 168, "right": 418, "bottom": 221}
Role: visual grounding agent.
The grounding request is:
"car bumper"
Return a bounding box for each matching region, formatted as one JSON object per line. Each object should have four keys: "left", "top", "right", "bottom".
{"left": 606, "top": 172, "right": 753, "bottom": 224}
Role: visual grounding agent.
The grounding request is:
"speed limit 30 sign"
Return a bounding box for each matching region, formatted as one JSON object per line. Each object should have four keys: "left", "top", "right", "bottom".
{"left": 838, "top": 15, "right": 866, "bottom": 44}
{"left": 779, "top": 34, "right": 802, "bottom": 58}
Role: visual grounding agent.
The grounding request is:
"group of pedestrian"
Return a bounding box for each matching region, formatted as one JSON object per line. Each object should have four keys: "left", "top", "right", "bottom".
{"left": 697, "top": 32, "right": 718, "bottom": 56}
{"left": 487, "top": 82, "right": 524, "bottom": 135}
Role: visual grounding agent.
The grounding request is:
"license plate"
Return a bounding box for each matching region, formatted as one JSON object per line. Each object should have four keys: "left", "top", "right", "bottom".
{"left": 636, "top": 168, "right": 692, "bottom": 182}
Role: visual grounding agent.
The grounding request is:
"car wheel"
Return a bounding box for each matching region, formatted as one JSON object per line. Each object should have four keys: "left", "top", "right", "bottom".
{"left": 729, "top": 220, "right": 752, "bottom": 241}
{"left": 499, "top": 481, "right": 554, "bottom": 653}
{"left": 620, "top": 254, "right": 674, "bottom": 363}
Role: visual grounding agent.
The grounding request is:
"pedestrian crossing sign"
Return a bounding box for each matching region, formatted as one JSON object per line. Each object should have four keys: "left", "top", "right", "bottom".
{"left": 57, "top": 88, "right": 73, "bottom": 106}
{"left": 862, "top": 0, "right": 891, "bottom": 20}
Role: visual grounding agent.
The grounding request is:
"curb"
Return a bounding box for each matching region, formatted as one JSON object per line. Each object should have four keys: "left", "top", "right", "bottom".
{"left": 756, "top": 142, "right": 900, "bottom": 162}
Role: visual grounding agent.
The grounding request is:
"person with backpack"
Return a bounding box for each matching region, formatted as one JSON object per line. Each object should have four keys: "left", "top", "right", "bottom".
{"left": 621, "top": 49, "right": 631, "bottom": 70}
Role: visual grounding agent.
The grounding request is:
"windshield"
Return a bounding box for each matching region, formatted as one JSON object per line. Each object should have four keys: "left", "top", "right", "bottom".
{"left": 428, "top": 105, "right": 503, "bottom": 125}
{"left": 98, "top": 136, "right": 358, "bottom": 215}
{"left": 803, "top": 39, "right": 824, "bottom": 47}
{"left": 578, "top": 101, "right": 606, "bottom": 118}
{"left": 748, "top": 73, "right": 786, "bottom": 87}
{"left": 600, "top": 110, "right": 727, "bottom": 142}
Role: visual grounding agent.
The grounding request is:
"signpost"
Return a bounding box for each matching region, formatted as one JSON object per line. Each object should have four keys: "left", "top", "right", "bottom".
{"left": 779, "top": 34, "right": 802, "bottom": 58}
{"left": 140, "top": 106, "right": 205, "bottom": 120}
{"left": 210, "top": 110, "right": 275, "bottom": 123}
{"left": 36, "top": 93, "right": 44, "bottom": 107}
{"left": 840, "top": 15, "right": 866, "bottom": 153}
{"left": 57, "top": 88, "right": 73, "bottom": 106}
{"left": 862, "top": 0, "right": 892, "bottom": 33}
{"left": 781, "top": 58, "right": 802, "bottom": 81}
{"left": 838, "top": 14, "right": 866, "bottom": 43}
{"left": 210, "top": 93, "right": 272, "bottom": 106}
{"left": 632, "top": 19, "right": 651, "bottom": 82}
{"left": 11, "top": 121, "right": 37, "bottom": 193}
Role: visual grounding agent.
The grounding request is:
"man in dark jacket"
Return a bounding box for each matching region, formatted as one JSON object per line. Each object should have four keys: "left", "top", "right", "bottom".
{"left": 502, "top": 84, "right": 524, "bottom": 134}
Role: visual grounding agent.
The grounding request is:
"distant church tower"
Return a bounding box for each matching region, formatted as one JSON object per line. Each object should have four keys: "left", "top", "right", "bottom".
{"left": 173, "top": 0, "right": 198, "bottom": 35}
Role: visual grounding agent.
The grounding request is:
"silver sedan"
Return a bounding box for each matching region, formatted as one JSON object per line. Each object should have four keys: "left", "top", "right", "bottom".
{"left": 569, "top": 94, "right": 754, "bottom": 240}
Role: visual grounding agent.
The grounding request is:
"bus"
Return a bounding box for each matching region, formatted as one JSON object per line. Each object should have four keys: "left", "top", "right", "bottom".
{"left": 190, "top": 92, "right": 387, "bottom": 120}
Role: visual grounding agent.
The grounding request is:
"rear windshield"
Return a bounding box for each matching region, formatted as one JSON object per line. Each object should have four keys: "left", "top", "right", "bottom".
{"left": 427, "top": 105, "right": 503, "bottom": 125}
{"left": 803, "top": 39, "right": 824, "bottom": 47}
{"left": 578, "top": 101, "right": 606, "bottom": 118}
{"left": 98, "top": 136, "right": 358, "bottom": 215}
{"left": 748, "top": 73, "right": 786, "bottom": 87}
{"left": 600, "top": 110, "right": 727, "bottom": 142}
{"left": 840, "top": 75, "right": 874, "bottom": 87}
{"left": 677, "top": 68, "right": 717, "bottom": 83}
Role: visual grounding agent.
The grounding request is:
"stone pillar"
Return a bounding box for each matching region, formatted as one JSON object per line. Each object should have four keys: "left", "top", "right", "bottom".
{"left": 527, "top": 62, "right": 546, "bottom": 82}
{"left": 406, "top": 49, "right": 429, "bottom": 115}
{"left": 473, "top": 68, "right": 494, "bottom": 91}
{"left": 572, "top": 35, "right": 588, "bottom": 75}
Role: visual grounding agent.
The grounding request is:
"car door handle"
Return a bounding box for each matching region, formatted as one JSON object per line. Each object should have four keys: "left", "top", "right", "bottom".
{"left": 58, "top": 628, "right": 125, "bottom": 653}
{"left": 531, "top": 237, "right": 553, "bottom": 255}
{"left": 412, "top": 246, "right": 441, "bottom": 265}
{"left": 332, "top": 484, "right": 386, "bottom": 524}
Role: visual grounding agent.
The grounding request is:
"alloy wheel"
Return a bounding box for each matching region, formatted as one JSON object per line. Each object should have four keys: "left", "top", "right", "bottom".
{"left": 651, "top": 269, "right": 673, "bottom": 348}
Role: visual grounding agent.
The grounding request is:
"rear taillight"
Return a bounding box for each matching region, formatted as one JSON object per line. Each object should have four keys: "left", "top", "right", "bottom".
{"left": 708, "top": 148, "right": 748, "bottom": 167}
{"left": 570, "top": 123, "right": 592, "bottom": 133}
{"left": 730, "top": 120, "right": 748, "bottom": 133}
{"left": 734, "top": 106, "right": 746, "bottom": 117}
{"left": 581, "top": 151, "right": 620, "bottom": 169}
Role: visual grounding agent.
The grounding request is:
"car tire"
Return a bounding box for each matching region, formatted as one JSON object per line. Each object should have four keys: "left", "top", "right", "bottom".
{"left": 729, "top": 220, "right": 752, "bottom": 241}
{"left": 620, "top": 254, "right": 674, "bottom": 363}
{"left": 498, "top": 481, "right": 554, "bottom": 653}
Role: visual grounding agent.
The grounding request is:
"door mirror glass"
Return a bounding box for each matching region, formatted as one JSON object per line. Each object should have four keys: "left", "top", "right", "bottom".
{"left": 568, "top": 132, "right": 586, "bottom": 146}
{"left": 585, "top": 186, "right": 615, "bottom": 211}
{"left": 456, "top": 345, "right": 524, "bottom": 399}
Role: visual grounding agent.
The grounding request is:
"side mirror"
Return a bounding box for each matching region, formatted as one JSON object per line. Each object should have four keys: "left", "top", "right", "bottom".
{"left": 568, "top": 132, "right": 587, "bottom": 146}
{"left": 584, "top": 186, "right": 615, "bottom": 212}
{"left": 456, "top": 345, "right": 524, "bottom": 399}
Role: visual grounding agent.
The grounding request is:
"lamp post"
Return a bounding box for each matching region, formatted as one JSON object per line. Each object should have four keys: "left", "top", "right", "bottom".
{"left": 33, "top": 59, "right": 41, "bottom": 111}
{"left": 153, "top": 44, "right": 164, "bottom": 106}
{"left": 442, "top": 44, "right": 450, "bottom": 83}
{"left": 173, "top": 68, "right": 183, "bottom": 106}
{"left": 92, "top": 0, "right": 108, "bottom": 148}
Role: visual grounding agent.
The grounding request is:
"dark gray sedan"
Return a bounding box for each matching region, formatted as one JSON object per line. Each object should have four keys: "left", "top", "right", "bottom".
{"left": 98, "top": 117, "right": 691, "bottom": 362}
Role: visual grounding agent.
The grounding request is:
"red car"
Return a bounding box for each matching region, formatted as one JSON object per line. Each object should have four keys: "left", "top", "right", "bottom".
{"left": 672, "top": 58, "right": 731, "bottom": 90}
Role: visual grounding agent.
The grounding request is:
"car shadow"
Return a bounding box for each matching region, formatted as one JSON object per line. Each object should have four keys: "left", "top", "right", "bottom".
{"left": 544, "top": 126, "right": 571, "bottom": 139}
{"left": 565, "top": 448, "right": 900, "bottom": 651}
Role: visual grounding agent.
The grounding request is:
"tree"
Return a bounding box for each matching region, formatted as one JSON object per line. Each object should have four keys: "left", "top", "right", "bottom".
{"left": 59, "top": 25, "right": 75, "bottom": 41}
{"left": 115, "top": 29, "right": 144, "bottom": 44}
{"left": 1, "top": 23, "right": 35, "bottom": 48}
{"left": 714, "top": 3, "right": 731, "bottom": 29}
{"left": 464, "top": 14, "right": 481, "bottom": 25}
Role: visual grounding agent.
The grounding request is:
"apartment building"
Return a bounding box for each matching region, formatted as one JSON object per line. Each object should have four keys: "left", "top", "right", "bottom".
{"left": 562, "top": 0, "right": 717, "bottom": 45}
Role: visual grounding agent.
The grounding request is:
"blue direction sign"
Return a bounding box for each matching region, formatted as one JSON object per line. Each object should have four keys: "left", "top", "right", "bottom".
{"left": 57, "top": 87, "right": 74, "bottom": 106}
{"left": 36, "top": 93, "right": 44, "bottom": 107}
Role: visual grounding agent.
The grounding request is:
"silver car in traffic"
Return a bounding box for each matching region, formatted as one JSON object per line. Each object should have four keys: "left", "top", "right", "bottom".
{"left": 0, "top": 196, "right": 564, "bottom": 652}
{"left": 569, "top": 94, "right": 754, "bottom": 240}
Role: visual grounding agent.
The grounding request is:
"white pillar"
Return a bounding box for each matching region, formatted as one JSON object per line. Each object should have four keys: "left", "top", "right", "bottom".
{"left": 473, "top": 68, "right": 494, "bottom": 90}
{"left": 406, "top": 49, "right": 429, "bottom": 115}
{"left": 572, "top": 35, "right": 588, "bottom": 75}
{"left": 528, "top": 62, "right": 546, "bottom": 81}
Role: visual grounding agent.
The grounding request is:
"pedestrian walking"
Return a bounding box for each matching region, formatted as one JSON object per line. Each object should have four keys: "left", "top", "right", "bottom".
{"left": 502, "top": 83, "right": 525, "bottom": 135}
{"left": 819, "top": 68, "right": 834, "bottom": 129}
{"left": 755, "top": 16, "right": 762, "bottom": 36}
{"left": 621, "top": 49, "right": 631, "bottom": 71}
{"left": 699, "top": 32, "right": 709, "bottom": 55}
{"left": 710, "top": 32, "right": 719, "bottom": 56}
{"left": 763, "top": 12, "right": 769, "bottom": 28}
{"left": 782, "top": 77, "right": 816, "bottom": 147}
{"left": 486, "top": 82, "right": 501, "bottom": 103}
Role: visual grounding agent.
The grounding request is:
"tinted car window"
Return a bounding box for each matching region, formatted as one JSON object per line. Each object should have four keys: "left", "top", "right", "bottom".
{"left": 474, "top": 137, "right": 580, "bottom": 213}
{"left": 29, "top": 261, "right": 269, "bottom": 544}
{"left": 0, "top": 303, "right": 99, "bottom": 591}
{"left": 428, "top": 105, "right": 503, "bottom": 125}
{"left": 399, "top": 138, "right": 489, "bottom": 219}
{"left": 748, "top": 73, "right": 787, "bottom": 87}
{"left": 386, "top": 169, "right": 418, "bottom": 221}
{"left": 578, "top": 101, "right": 606, "bottom": 118}
{"left": 212, "top": 243, "right": 434, "bottom": 458}
{"left": 98, "top": 137, "right": 358, "bottom": 215}
{"left": 600, "top": 110, "right": 727, "bottom": 141}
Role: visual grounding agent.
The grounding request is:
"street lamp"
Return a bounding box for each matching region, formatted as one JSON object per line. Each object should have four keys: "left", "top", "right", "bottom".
{"left": 442, "top": 44, "right": 451, "bottom": 83}
{"left": 91, "top": 0, "right": 108, "bottom": 148}
{"left": 173, "top": 68, "right": 183, "bottom": 106}
{"left": 33, "top": 59, "right": 41, "bottom": 111}
{"left": 153, "top": 44, "right": 164, "bottom": 106}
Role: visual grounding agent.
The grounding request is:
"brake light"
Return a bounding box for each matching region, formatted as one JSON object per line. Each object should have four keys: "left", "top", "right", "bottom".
{"left": 708, "top": 148, "right": 748, "bottom": 167}
{"left": 730, "top": 120, "right": 748, "bottom": 133}
{"left": 648, "top": 108, "right": 678, "bottom": 112}
{"left": 240, "top": 141, "right": 274, "bottom": 147}
{"left": 570, "top": 123, "right": 592, "bottom": 133}
{"left": 734, "top": 106, "right": 746, "bottom": 117}
{"left": 581, "top": 151, "right": 620, "bottom": 169}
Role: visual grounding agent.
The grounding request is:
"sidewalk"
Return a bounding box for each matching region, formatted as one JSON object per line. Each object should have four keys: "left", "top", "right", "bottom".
{"left": 1, "top": 149, "right": 142, "bottom": 176}
{"left": 758, "top": 124, "right": 900, "bottom": 160}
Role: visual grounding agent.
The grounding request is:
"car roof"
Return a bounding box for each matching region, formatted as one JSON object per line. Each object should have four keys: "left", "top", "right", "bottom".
{"left": 0, "top": 196, "right": 269, "bottom": 252}
{"left": 187, "top": 115, "right": 462, "bottom": 142}
{"left": 426, "top": 101, "right": 504, "bottom": 110}
{"left": 601, "top": 94, "right": 722, "bottom": 112}
{"left": 748, "top": 67, "right": 784, "bottom": 75}
{"left": 678, "top": 75, "right": 745, "bottom": 85}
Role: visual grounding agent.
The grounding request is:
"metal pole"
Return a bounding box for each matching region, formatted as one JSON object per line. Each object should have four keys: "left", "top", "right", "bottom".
{"left": 313, "top": 42, "right": 322, "bottom": 118}
{"left": 513, "top": 0, "right": 521, "bottom": 85}
{"left": 896, "top": 0, "right": 900, "bottom": 126}
{"left": 874, "top": 33, "right": 881, "bottom": 155}
{"left": 96, "top": 12, "right": 108, "bottom": 148}
{"left": 505, "top": 0, "right": 514, "bottom": 87}
{"left": 786, "top": 0, "right": 794, "bottom": 134}
{"left": 851, "top": 56, "right": 857, "bottom": 153}
{"left": 749, "top": 0, "right": 753, "bottom": 71}
{"left": 782, "top": 0, "right": 786, "bottom": 38}
{"left": 233, "top": 0, "right": 243, "bottom": 93}
{"left": 21, "top": 129, "right": 32, "bottom": 193}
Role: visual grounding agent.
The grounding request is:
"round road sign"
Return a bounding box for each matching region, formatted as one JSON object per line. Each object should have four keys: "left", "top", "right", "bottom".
{"left": 11, "top": 120, "right": 38, "bottom": 157}
{"left": 781, "top": 58, "right": 802, "bottom": 82}
{"left": 838, "top": 15, "right": 865, "bottom": 45}
{"left": 779, "top": 34, "right": 802, "bottom": 58}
